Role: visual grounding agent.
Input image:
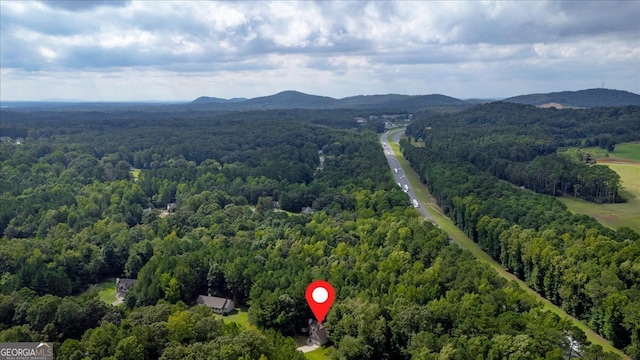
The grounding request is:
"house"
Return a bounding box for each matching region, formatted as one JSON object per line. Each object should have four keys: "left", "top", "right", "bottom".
{"left": 196, "top": 295, "right": 235, "bottom": 315}
{"left": 166, "top": 203, "right": 177, "bottom": 213}
{"left": 307, "top": 319, "right": 328, "bottom": 346}
{"left": 115, "top": 278, "right": 137, "bottom": 299}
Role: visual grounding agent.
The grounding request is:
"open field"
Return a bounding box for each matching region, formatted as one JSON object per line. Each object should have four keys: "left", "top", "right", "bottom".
{"left": 214, "top": 306, "right": 251, "bottom": 327}
{"left": 82, "top": 279, "right": 117, "bottom": 304}
{"left": 560, "top": 160, "right": 640, "bottom": 233}
{"left": 611, "top": 142, "right": 640, "bottom": 161}
{"left": 560, "top": 142, "right": 640, "bottom": 162}
{"left": 304, "top": 347, "right": 334, "bottom": 360}
{"left": 386, "top": 130, "right": 628, "bottom": 359}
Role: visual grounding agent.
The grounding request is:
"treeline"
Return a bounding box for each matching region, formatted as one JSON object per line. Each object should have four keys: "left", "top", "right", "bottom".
{"left": 407, "top": 103, "right": 640, "bottom": 203}
{"left": 0, "top": 109, "right": 626, "bottom": 359}
{"left": 401, "top": 113, "right": 640, "bottom": 357}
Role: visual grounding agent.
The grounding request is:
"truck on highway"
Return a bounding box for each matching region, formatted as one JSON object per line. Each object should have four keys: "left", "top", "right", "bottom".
{"left": 394, "top": 168, "right": 398, "bottom": 174}
{"left": 403, "top": 184, "right": 409, "bottom": 193}
{"left": 412, "top": 199, "right": 419, "bottom": 208}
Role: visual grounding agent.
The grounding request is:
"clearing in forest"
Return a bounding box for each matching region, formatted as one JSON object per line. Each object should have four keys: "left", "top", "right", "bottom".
{"left": 81, "top": 278, "right": 117, "bottom": 304}
{"left": 559, "top": 143, "right": 640, "bottom": 233}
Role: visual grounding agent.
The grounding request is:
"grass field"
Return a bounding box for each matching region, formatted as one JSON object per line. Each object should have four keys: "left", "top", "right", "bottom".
{"left": 559, "top": 162, "right": 640, "bottom": 233}
{"left": 612, "top": 142, "right": 640, "bottom": 161}
{"left": 385, "top": 130, "right": 629, "bottom": 359}
{"left": 215, "top": 307, "right": 251, "bottom": 328}
{"left": 304, "top": 347, "right": 334, "bottom": 360}
{"left": 82, "top": 279, "right": 117, "bottom": 304}
{"left": 558, "top": 143, "right": 640, "bottom": 233}
{"left": 560, "top": 142, "right": 640, "bottom": 162}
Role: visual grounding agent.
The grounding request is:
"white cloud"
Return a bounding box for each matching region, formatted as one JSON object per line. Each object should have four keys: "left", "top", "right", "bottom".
{"left": 0, "top": 0, "right": 638, "bottom": 101}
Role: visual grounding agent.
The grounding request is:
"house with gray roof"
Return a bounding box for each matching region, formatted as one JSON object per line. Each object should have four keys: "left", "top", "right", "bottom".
{"left": 196, "top": 295, "right": 235, "bottom": 315}
{"left": 308, "top": 319, "right": 328, "bottom": 346}
{"left": 115, "top": 278, "right": 137, "bottom": 299}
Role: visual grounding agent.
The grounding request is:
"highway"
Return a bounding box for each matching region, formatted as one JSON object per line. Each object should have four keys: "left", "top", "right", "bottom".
{"left": 379, "top": 129, "right": 628, "bottom": 359}
{"left": 380, "top": 128, "right": 436, "bottom": 223}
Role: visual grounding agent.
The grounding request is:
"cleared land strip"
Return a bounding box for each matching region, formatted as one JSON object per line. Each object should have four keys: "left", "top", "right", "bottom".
{"left": 385, "top": 129, "right": 628, "bottom": 359}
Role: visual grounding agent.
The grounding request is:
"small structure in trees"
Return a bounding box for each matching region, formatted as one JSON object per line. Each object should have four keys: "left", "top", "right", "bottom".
{"left": 115, "top": 278, "right": 137, "bottom": 299}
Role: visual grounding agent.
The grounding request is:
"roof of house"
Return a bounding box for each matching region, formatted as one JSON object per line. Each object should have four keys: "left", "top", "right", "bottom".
{"left": 308, "top": 319, "right": 329, "bottom": 344}
{"left": 315, "top": 325, "right": 328, "bottom": 342}
{"left": 116, "top": 278, "right": 137, "bottom": 288}
{"left": 196, "top": 295, "right": 232, "bottom": 309}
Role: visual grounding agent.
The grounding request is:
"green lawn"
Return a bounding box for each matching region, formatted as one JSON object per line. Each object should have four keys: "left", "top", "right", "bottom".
{"left": 214, "top": 307, "right": 251, "bottom": 328}
{"left": 560, "top": 162, "right": 640, "bottom": 233}
{"left": 304, "top": 347, "right": 334, "bottom": 360}
{"left": 81, "top": 279, "right": 117, "bottom": 304}
{"left": 385, "top": 129, "right": 629, "bottom": 359}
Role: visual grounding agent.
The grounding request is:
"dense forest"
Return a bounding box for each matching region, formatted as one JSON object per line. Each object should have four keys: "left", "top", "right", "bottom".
{"left": 407, "top": 103, "right": 640, "bottom": 203}
{"left": 403, "top": 103, "right": 640, "bottom": 358}
{"left": 0, "top": 107, "right": 631, "bottom": 359}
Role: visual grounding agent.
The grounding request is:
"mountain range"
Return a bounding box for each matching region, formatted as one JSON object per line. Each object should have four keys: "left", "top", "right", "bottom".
{"left": 190, "top": 88, "right": 640, "bottom": 111}
{"left": 190, "top": 91, "right": 472, "bottom": 111}
{"left": 2, "top": 89, "right": 638, "bottom": 112}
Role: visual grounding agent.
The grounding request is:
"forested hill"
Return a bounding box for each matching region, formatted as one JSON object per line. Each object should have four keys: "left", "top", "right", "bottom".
{"left": 189, "top": 90, "right": 470, "bottom": 111}
{"left": 504, "top": 88, "right": 640, "bottom": 108}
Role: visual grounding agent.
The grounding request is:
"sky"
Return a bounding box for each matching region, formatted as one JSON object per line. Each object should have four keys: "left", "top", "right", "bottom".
{"left": 1, "top": 1, "right": 639, "bottom": 102}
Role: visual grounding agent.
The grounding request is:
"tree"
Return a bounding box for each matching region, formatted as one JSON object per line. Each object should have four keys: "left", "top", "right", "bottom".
{"left": 82, "top": 321, "right": 119, "bottom": 359}
{"left": 167, "top": 310, "right": 195, "bottom": 343}
{"left": 207, "top": 262, "right": 226, "bottom": 297}
{"left": 114, "top": 336, "right": 144, "bottom": 360}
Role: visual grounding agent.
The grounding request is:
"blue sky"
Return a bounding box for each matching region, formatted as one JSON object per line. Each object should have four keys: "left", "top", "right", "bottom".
{"left": 1, "top": 1, "right": 639, "bottom": 101}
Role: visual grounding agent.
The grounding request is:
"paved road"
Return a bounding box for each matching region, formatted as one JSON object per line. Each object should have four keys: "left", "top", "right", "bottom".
{"left": 380, "top": 129, "right": 436, "bottom": 223}
{"left": 380, "top": 130, "right": 627, "bottom": 359}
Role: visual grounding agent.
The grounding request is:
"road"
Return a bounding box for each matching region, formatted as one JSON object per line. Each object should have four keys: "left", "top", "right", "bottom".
{"left": 380, "top": 129, "right": 436, "bottom": 223}
{"left": 379, "top": 128, "right": 628, "bottom": 359}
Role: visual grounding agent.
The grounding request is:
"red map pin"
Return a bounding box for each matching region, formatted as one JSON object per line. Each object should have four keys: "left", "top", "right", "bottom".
{"left": 305, "top": 280, "right": 335, "bottom": 324}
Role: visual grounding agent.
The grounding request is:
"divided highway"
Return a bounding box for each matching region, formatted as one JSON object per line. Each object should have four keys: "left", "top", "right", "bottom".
{"left": 379, "top": 128, "right": 629, "bottom": 359}
{"left": 380, "top": 128, "right": 435, "bottom": 223}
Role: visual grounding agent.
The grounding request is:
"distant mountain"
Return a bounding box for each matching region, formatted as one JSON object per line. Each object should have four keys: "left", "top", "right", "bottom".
{"left": 334, "top": 94, "right": 467, "bottom": 110}
{"left": 378, "top": 94, "right": 468, "bottom": 109}
{"left": 336, "top": 94, "right": 412, "bottom": 108}
{"left": 189, "top": 91, "right": 469, "bottom": 111}
{"left": 239, "top": 90, "right": 339, "bottom": 109}
{"left": 192, "top": 96, "right": 247, "bottom": 104}
{"left": 503, "top": 89, "right": 640, "bottom": 108}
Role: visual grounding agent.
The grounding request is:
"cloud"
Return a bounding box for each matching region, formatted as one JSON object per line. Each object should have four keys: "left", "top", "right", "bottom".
{"left": 40, "top": 0, "right": 130, "bottom": 12}
{"left": 0, "top": 1, "right": 638, "bottom": 100}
